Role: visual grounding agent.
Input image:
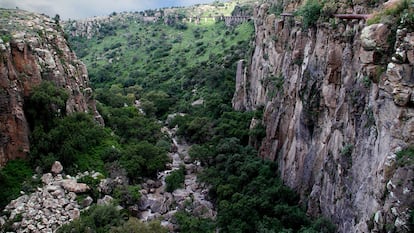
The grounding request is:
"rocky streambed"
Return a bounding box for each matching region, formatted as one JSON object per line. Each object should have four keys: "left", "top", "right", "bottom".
{"left": 136, "top": 127, "right": 216, "bottom": 230}
{"left": 0, "top": 127, "right": 215, "bottom": 232}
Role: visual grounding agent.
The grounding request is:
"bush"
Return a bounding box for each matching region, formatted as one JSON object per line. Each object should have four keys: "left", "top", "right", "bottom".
{"left": 29, "top": 113, "right": 113, "bottom": 174}
{"left": 0, "top": 160, "right": 33, "bottom": 208}
{"left": 396, "top": 146, "right": 414, "bottom": 166}
{"left": 120, "top": 141, "right": 168, "bottom": 181}
{"left": 104, "top": 107, "right": 161, "bottom": 143}
{"left": 174, "top": 211, "right": 215, "bottom": 233}
{"left": 57, "top": 204, "right": 124, "bottom": 233}
{"left": 165, "top": 166, "right": 185, "bottom": 192}
{"left": 25, "top": 81, "right": 69, "bottom": 131}
{"left": 297, "top": 0, "right": 323, "bottom": 29}
{"left": 77, "top": 175, "right": 102, "bottom": 200}
{"left": 110, "top": 218, "right": 167, "bottom": 233}
{"left": 113, "top": 185, "right": 141, "bottom": 206}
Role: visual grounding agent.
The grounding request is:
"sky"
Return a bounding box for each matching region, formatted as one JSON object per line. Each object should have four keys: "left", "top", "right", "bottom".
{"left": 0, "top": 0, "right": 216, "bottom": 20}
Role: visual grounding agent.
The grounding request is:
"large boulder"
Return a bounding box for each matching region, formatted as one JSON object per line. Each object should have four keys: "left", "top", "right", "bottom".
{"left": 61, "top": 180, "right": 90, "bottom": 193}
{"left": 51, "top": 161, "right": 63, "bottom": 175}
{"left": 361, "top": 24, "right": 390, "bottom": 51}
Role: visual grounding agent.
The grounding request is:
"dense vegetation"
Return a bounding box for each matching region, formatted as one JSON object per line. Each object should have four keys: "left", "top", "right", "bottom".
{"left": 57, "top": 205, "right": 167, "bottom": 233}
{"left": 0, "top": 160, "right": 34, "bottom": 207}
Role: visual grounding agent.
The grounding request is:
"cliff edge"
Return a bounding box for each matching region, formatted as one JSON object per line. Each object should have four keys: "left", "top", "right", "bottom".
{"left": 0, "top": 9, "right": 102, "bottom": 166}
{"left": 234, "top": 0, "right": 414, "bottom": 232}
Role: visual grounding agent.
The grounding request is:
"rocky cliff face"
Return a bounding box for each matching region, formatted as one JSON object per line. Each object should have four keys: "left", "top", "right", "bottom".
{"left": 0, "top": 9, "right": 102, "bottom": 166}
{"left": 233, "top": 1, "right": 414, "bottom": 232}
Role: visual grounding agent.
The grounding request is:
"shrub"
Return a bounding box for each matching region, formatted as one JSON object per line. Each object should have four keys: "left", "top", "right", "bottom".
{"left": 78, "top": 175, "right": 101, "bottom": 200}
{"left": 0, "top": 159, "right": 33, "bottom": 208}
{"left": 367, "top": 0, "right": 412, "bottom": 26}
{"left": 120, "top": 141, "right": 168, "bottom": 181}
{"left": 29, "top": 113, "right": 112, "bottom": 174}
{"left": 110, "top": 218, "right": 167, "bottom": 233}
{"left": 396, "top": 146, "right": 414, "bottom": 166}
{"left": 113, "top": 185, "right": 141, "bottom": 206}
{"left": 1, "top": 34, "right": 12, "bottom": 43}
{"left": 25, "top": 81, "right": 69, "bottom": 131}
{"left": 57, "top": 204, "right": 124, "bottom": 233}
{"left": 165, "top": 165, "right": 185, "bottom": 192}
{"left": 174, "top": 211, "right": 215, "bottom": 233}
{"left": 297, "top": 0, "right": 323, "bottom": 29}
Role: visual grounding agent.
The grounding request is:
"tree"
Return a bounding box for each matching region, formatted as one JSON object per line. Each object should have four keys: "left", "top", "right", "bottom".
{"left": 165, "top": 166, "right": 185, "bottom": 192}
{"left": 120, "top": 141, "right": 168, "bottom": 181}
{"left": 297, "top": 0, "right": 323, "bottom": 29}
{"left": 25, "top": 81, "right": 68, "bottom": 131}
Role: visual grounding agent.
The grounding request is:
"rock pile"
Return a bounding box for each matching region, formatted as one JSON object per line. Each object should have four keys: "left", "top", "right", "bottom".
{"left": 0, "top": 128, "right": 217, "bottom": 232}
{"left": 0, "top": 162, "right": 91, "bottom": 233}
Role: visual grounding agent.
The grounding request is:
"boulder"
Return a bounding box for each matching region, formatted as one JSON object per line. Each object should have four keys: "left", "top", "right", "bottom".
{"left": 61, "top": 180, "right": 90, "bottom": 193}
{"left": 99, "top": 178, "right": 114, "bottom": 194}
{"left": 41, "top": 173, "right": 54, "bottom": 185}
{"left": 51, "top": 161, "right": 63, "bottom": 175}
{"left": 185, "top": 164, "right": 197, "bottom": 175}
{"left": 51, "top": 189, "right": 65, "bottom": 198}
{"left": 138, "top": 197, "right": 149, "bottom": 211}
{"left": 97, "top": 195, "right": 114, "bottom": 206}
{"left": 69, "top": 209, "right": 80, "bottom": 220}
{"left": 149, "top": 198, "right": 164, "bottom": 213}
{"left": 146, "top": 179, "right": 156, "bottom": 188}
{"left": 183, "top": 155, "right": 192, "bottom": 164}
{"left": 0, "top": 217, "right": 5, "bottom": 227}
{"left": 81, "top": 196, "right": 93, "bottom": 208}
{"left": 361, "top": 24, "right": 390, "bottom": 51}
{"left": 191, "top": 99, "right": 204, "bottom": 106}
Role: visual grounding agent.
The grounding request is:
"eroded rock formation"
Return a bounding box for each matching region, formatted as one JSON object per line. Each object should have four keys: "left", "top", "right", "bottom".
{"left": 233, "top": 1, "right": 414, "bottom": 232}
{"left": 0, "top": 9, "right": 102, "bottom": 166}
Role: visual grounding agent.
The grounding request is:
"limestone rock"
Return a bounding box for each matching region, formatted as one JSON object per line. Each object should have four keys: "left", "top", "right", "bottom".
{"left": 97, "top": 195, "right": 114, "bottom": 206}
{"left": 191, "top": 99, "right": 204, "bottom": 106}
{"left": 69, "top": 209, "right": 81, "bottom": 220}
{"left": 1, "top": 171, "right": 83, "bottom": 233}
{"left": 361, "top": 24, "right": 390, "bottom": 51}
{"left": 41, "top": 173, "right": 54, "bottom": 185}
{"left": 51, "top": 161, "right": 63, "bottom": 174}
{"left": 61, "top": 179, "right": 90, "bottom": 193}
{"left": 81, "top": 196, "right": 94, "bottom": 208}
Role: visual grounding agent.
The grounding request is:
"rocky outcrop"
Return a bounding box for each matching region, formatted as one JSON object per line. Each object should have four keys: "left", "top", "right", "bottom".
{"left": 234, "top": 1, "right": 414, "bottom": 232}
{"left": 0, "top": 162, "right": 90, "bottom": 233}
{"left": 0, "top": 9, "right": 102, "bottom": 166}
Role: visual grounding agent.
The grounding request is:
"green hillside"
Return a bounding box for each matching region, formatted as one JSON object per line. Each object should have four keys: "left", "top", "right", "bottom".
{"left": 69, "top": 15, "right": 253, "bottom": 117}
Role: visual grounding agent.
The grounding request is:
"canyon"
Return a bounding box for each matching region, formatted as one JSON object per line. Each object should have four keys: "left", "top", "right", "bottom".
{"left": 233, "top": 1, "right": 414, "bottom": 232}
{"left": 1, "top": 0, "right": 413, "bottom": 232}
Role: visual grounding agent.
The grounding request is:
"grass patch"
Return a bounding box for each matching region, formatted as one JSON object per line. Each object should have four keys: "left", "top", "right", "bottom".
{"left": 396, "top": 146, "right": 414, "bottom": 166}
{"left": 0, "top": 159, "right": 33, "bottom": 208}
{"left": 367, "top": 0, "right": 413, "bottom": 27}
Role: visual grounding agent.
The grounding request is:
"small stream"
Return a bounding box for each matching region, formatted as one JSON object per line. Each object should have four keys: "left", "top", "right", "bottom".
{"left": 137, "top": 126, "right": 216, "bottom": 231}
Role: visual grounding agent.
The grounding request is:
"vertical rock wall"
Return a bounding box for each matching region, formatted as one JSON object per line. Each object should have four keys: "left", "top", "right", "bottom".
{"left": 0, "top": 9, "right": 102, "bottom": 166}
{"left": 233, "top": 2, "right": 414, "bottom": 232}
